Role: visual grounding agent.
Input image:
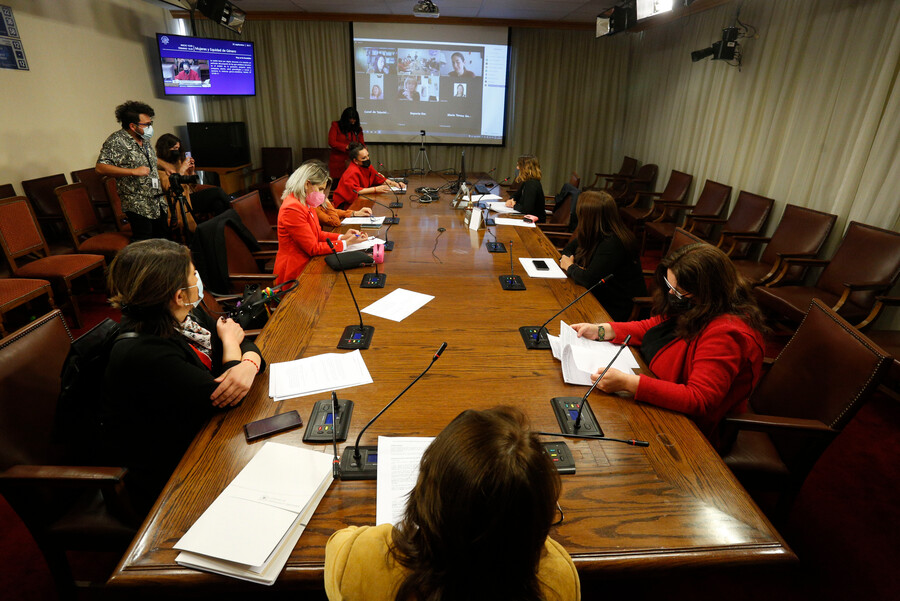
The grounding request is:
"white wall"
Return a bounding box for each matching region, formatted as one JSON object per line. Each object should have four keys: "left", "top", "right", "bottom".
{"left": 0, "top": 0, "right": 192, "bottom": 193}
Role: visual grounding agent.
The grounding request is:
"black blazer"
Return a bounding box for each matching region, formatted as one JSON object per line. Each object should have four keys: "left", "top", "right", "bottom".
{"left": 512, "top": 179, "right": 546, "bottom": 222}
{"left": 563, "top": 236, "right": 647, "bottom": 322}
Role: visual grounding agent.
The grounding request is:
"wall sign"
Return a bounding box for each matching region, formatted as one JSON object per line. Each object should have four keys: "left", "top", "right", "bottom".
{"left": 0, "top": 5, "right": 28, "bottom": 71}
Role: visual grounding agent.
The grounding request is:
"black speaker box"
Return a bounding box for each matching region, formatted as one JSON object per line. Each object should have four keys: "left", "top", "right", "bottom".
{"left": 186, "top": 121, "right": 250, "bottom": 167}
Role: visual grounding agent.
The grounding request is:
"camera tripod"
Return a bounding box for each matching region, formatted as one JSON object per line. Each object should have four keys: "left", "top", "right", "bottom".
{"left": 409, "top": 129, "right": 432, "bottom": 175}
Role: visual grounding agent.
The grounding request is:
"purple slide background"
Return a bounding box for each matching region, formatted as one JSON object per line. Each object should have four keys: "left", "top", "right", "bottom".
{"left": 157, "top": 33, "right": 256, "bottom": 96}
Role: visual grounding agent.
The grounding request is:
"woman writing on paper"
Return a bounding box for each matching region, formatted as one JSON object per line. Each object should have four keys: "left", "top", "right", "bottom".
{"left": 559, "top": 191, "right": 647, "bottom": 321}
{"left": 274, "top": 160, "right": 367, "bottom": 284}
{"left": 505, "top": 155, "right": 546, "bottom": 222}
{"left": 571, "top": 244, "right": 766, "bottom": 448}
{"left": 325, "top": 406, "right": 580, "bottom": 601}
{"left": 103, "top": 239, "right": 265, "bottom": 512}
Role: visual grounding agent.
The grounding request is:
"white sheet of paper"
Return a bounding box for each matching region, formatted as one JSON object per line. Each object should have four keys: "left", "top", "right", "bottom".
{"left": 495, "top": 217, "right": 536, "bottom": 228}
{"left": 341, "top": 216, "right": 386, "bottom": 226}
{"left": 519, "top": 257, "right": 567, "bottom": 279}
{"left": 268, "top": 350, "right": 373, "bottom": 401}
{"left": 487, "top": 201, "right": 519, "bottom": 214}
{"left": 375, "top": 436, "right": 434, "bottom": 526}
{"left": 341, "top": 237, "right": 385, "bottom": 253}
{"left": 472, "top": 193, "right": 503, "bottom": 201}
{"left": 361, "top": 288, "right": 434, "bottom": 322}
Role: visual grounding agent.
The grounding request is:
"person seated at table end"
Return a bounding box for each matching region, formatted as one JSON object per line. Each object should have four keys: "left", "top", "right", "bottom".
{"left": 331, "top": 143, "right": 405, "bottom": 210}
{"left": 275, "top": 160, "right": 367, "bottom": 284}
{"left": 571, "top": 243, "right": 767, "bottom": 449}
{"left": 505, "top": 154, "right": 546, "bottom": 222}
{"left": 324, "top": 405, "right": 581, "bottom": 601}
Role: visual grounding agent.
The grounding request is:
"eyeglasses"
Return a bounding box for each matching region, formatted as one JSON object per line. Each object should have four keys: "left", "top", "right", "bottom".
{"left": 552, "top": 502, "right": 564, "bottom": 526}
{"left": 663, "top": 277, "right": 686, "bottom": 299}
{"left": 135, "top": 121, "right": 153, "bottom": 127}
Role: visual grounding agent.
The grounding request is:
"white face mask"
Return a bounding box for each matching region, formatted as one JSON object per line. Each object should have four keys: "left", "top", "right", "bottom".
{"left": 181, "top": 270, "right": 204, "bottom": 308}
{"left": 139, "top": 124, "right": 153, "bottom": 141}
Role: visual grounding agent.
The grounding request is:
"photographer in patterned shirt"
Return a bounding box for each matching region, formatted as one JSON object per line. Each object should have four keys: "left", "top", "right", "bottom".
{"left": 96, "top": 101, "right": 168, "bottom": 240}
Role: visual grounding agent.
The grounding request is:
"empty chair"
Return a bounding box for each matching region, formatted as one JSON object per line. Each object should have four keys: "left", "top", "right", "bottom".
{"left": 0, "top": 196, "right": 105, "bottom": 328}
{"left": 721, "top": 299, "right": 890, "bottom": 517}
{"left": 270, "top": 175, "right": 289, "bottom": 209}
{"left": 727, "top": 204, "right": 837, "bottom": 286}
{"left": 301, "top": 147, "right": 332, "bottom": 166}
{"left": 584, "top": 155, "right": 638, "bottom": 193}
{"left": 56, "top": 183, "right": 130, "bottom": 260}
{"left": 21, "top": 173, "right": 68, "bottom": 240}
{"left": 0, "top": 277, "right": 56, "bottom": 336}
{"left": 70, "top": 168, "right": 113, "bottom": 223}
{"left": 688, "top": 190, "right": 774, "bottom": 257}
{"left": 0, "top": 183, "right": 15, "bottom": 199}
{"left": 619, "top": 169, "right": 693, "bottom": 232}
{"left": 642, "top": 179, "right": 732, "bottom": 254}
{"left": 231, "top": 190, "right": 277, "bottom": 248}
{"left": 102, "top": 176, "right": 133, "bottom": 235}
{"left": 223, "top": 223, "right": 277, "bottom": 293}
{"left": 754, "top": 221, "right": 900, "bottom": 329}
{"left": 611, "top": 163, "right": 658, "bottom": 204}
{"left": 249, "top": 147, "right": 294, "bottom": 205}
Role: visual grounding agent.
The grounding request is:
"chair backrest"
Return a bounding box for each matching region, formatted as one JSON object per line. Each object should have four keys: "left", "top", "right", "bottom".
{"left": 568, "top": 172, "right": 581, "bottom": 189}
{"left": 625, "top": 164, "right": 658, "bottom": 198}
{"left": 301, "top": 147, "right": 331, "bottom": 166}
{"left": 56, "top": 183, "right": 101, "bottom": 246}
{"left": 817, "top": 222, "right": 900, "bottom": 311}
{"left": 548, "top": 192, "right": 573, "bottom": 226}
{"left": 270, "top": 175, "right": 288, "bottom": 209}
{"left": 21, "top": 174, "right": 67, "bottom": 219}
{"left": 750, "top": 299, "right": 889, "bottom": 468}
{"left": 0, "top": 310, "right": 73, "bottom": 470}
{"left": 719, "top": 191, "right": 774, "bottom": 257}
{"left": 224, "top": 223, "right": 264, "bottom": 276}
{"left": 619, "top": 156, "right": 638, "bottom": 177}
{"left": 659, "top": 170, "right": 692, "bottom": 203}
{"left": 70, "top": 168, "right": 110, "bottom": 208}
{"left": 0, "top": 183, "right": 15, "bottom": 199}
{"left": 0, "top": 197, "right": 51, "bottom": 271}
{"left": 668, "top": 227, "right": 707, "bottom": 256}
{"left": 260, "top": 147, "right": 293, "bottom": 180}
{"left": 102, "top": 177, "right": 132, "bottom": 234}
{"left": 231, "top": 190, "right": 275, "bottom": 242}
{"left": 688, "top": 179, "right": 732, "bottom": 237}
{"left": 759, "top": 204, "right": 837, "bottom": 278}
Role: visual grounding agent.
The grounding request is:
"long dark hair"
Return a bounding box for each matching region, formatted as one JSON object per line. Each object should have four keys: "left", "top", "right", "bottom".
{"left": 572, "top": 190, "right": 637, "bottom": 265}
{"left": 337, "top": 106, "right": 362, "bottom": 134}
{"left": 654, "top": 243, "right": 768, "bottom": 339}
{"left": 155, "top": 133, "right": 183, "bottom": 163}
{"left": 390, "top": 406, "right": 561, "bottom": 601}
{"left": 107, "top": 239, "right": 192, "bottom": 338}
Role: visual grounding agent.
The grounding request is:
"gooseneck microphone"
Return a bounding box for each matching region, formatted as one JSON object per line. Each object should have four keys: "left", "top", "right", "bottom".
{"left": 331, "top": 392, "right": 342, "bottom": 478}
{"left": 360, "top": 193, "right": 400, "bottom": 225}
{"left": 499, "top": 240, "right": 526, "bottom": 290}
{"left": 537, "top": 431, "right": 649, "bottom": 447}
{"left": 519, "top": 274, "right": 614, "bottom": 349}
{"left": 327, "top": 238, "right": 375, "bottom": 349}
{"left": 339, "top": 342, "right": 448, "bottom": 480}
{"left": 485, "top": 223, "right": 506, "bottom": 253}
{"left": 551, "top": 335, "right": 633, "bottom": 435}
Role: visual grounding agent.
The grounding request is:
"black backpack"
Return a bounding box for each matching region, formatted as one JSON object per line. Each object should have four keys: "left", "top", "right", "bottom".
{"left": 54, "top": 318, "right": 138, "bottom": 464}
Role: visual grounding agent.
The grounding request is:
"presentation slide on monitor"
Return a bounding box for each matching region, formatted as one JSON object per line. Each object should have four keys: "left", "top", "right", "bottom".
{"left": 157, "top": 33, "right": 256, "bottom": 96}
{"left": 352, "top": 23, "right": 509, "bottom": 145}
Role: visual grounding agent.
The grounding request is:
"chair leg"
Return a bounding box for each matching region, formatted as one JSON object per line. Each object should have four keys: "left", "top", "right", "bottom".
{"left": 65, "top": 279, "right": 83, "bottom": 329}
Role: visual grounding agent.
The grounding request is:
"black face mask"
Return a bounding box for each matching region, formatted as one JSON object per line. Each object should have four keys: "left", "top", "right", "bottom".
{"left": 360, "top": 159, "right": 371, "bottom": 169}
{"left": 668, "top": 295, "right": 693, "bottom": 313}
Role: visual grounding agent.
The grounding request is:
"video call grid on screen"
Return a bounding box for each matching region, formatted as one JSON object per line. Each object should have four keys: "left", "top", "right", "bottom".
{"left": 157, "top": 33, "right": 256, "bottom": 96}
{"left": 351, "top": 23, "right": 510, "bottom": 145}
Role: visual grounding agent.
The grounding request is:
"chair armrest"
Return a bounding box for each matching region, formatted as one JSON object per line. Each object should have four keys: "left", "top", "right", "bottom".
{"left": 0, "top": 464, "right": 127, "bottom": 484}
{"left": 728, "top": 234, "right": 772, "bottom": 243}
{"left": 257, "top": 240, "right": 279, "bottom": 249}
{"left": 724, "top": 413, "right": 836, "bottom": 434}
{"left": 690, "top": 216, "right": 727, "bottom": 224}
{"left": 842, "top": 280, "right": 893, "bottom": 292}
{"left": 251, "top": 250, "right": 279, "bottom": 260}
{"left": 780, "top": 257, "right": 829, "bottom": 267}
{"left": 538, "top": 223, "right": 570, "bottom": 232}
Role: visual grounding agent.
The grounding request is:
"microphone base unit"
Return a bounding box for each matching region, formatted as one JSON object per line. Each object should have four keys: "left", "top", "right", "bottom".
{"left": 383, "top": 217, "right": 400, "bottom": 225}
{"left": 361, "top": 273, "right": 387, "bottom": 288}
{"left": 485, "top": 216, "right": 496, "bottom": 226}
{"left": 499, "top": 274, "right": 526, "bottom": 290}
{"left": 303, "top": 399, "right": 354, "bottom": 443}
{"left": 382, "top": 240, "right": 395, "bottom": 251}
{"left": 339, "top": 445, "right": 379, "bottom": 480}
{"left": 542, "top": 441, "right": 576, "bottom": 475}
{"left": 337, "top": 325, "right": 375, "bottom": 350}
{"left": 486, "top": 241, "right": 506, "bottom": 253}
{"left": 389, "top": 201, "right": 403, "bottom": 209}
{"left": 551, "top": 397, "right": 605, "bottom": 436}
{"left": 519, "top": 326, "right": 551, "bottom": 349}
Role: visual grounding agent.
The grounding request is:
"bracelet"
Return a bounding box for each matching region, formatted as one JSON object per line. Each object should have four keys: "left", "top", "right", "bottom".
{"left": 597, "top": 324, "right": 605, "bottom": 340}
{"left": 242, "top": 357, "right": 260, "bottom": 373}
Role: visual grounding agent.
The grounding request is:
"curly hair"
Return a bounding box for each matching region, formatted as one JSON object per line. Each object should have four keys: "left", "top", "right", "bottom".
{"left": 115, "top": 100, "right": 154, "bottom": 129}
{"left": 515, "top": 155, "right": 542, "bottom": 183}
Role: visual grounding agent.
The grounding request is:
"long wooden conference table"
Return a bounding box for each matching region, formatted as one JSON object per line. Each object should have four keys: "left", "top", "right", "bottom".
{"left": 109, "top": 175, "right": 795, "bottom": 593}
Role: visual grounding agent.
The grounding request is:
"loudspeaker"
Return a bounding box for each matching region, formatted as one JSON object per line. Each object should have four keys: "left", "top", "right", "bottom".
{"left": 186, "top": 122, "right": 250, "bottom": 167}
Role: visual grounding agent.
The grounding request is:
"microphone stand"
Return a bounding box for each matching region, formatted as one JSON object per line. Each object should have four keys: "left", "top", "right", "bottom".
{"left": 499, "top": 240, "right": 526, "bottom": 290}
{"left": 326, "top": 239, "right": 375, "bottom": 349}
{"left": 378, "top": 164, "right": 404, "bottom": 208}
{"left": 359, "top": 193, "right": 397, "bottom": 250}
{"left": 519, "top": 274, "right": 614, "bottom": 349}
{"left": 339, "top": 342, "right": 448, "bottom": 480}
{"left": 485, "top": 224, "right": 506, "bottom": 253}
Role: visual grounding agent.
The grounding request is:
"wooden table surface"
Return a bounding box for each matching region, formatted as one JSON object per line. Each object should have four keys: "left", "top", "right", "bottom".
{"left": 109, "top": 174, "right": 795, "bottom": 590}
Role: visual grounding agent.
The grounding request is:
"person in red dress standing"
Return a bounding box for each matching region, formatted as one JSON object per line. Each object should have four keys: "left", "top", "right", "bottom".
{"left": 328, "top": 107, "right": 365, "bottom": 181}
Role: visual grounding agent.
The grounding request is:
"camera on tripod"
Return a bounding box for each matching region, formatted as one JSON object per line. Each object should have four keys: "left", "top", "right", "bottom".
{"left": 168, "top": 173, "right": 199, "bottom": 188}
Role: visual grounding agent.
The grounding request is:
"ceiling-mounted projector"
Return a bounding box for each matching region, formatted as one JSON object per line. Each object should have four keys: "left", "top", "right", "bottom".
{"left": 413, "top": 0, "right": 439, "bottom": 18}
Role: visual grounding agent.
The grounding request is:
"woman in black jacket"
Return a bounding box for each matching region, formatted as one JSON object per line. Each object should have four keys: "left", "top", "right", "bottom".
{"left": 504, "top": 155, "right": 546, "bottom": 222}
{"left": 559, "top": 190, "right": 647, "bottom": 321}
{"left": 102, "top": 239, "right": 265, "bottom": 511}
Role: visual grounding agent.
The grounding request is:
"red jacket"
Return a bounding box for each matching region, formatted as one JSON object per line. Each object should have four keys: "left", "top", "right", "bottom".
{"left": 328, "top": 121, "right": 365, "bottom": 180}
{"left": 332, "top": 161, "right": 384, "bottom": 210}
{"left": 274, "top": 194, "right": 344, "bottom": 284}
{"left": 609, "top": 314, "right": 765, "bottom": 446}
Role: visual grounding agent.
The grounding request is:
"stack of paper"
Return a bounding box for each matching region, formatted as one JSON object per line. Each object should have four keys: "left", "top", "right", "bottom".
{"left": 487, "top": 201, "right": 520, "bottom": 214}
{"left": 519, "top": 258, "right": 567, "bottom": 279}
{"left": 342, "top": 237, "right": 386, "bottom": 253}
{"left": 268, "top": 349, "right": 373, "bottom": 401}
{"left": 375, "top": 436, "right": 434, "bottom": 526}
{"left": 548, "top": 321, "right": 640, "bottom": 386}
{"left": 472, "top": 193, "right": 503, "bottom": 202}
{"left": 495, "top": 217, "right": 535, "bottom": 228}
{"left": 175, "top": 443, "right": 334, "bottom": 585}
{"left": 341, "top": 215, "right": 385, "bottom": 226}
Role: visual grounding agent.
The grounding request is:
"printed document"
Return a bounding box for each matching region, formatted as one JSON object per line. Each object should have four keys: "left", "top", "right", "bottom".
{"left": 548, "top": 321, "right": 640, "bottom": 385}
{"left": 375, "top": 436, "right": 434, "bottom": 526}
{"left": 495, "top": 217, "right": 536, "bottom": 228}
{"left": 268, "top": 349, "right": 373, "bottom": 401}
{"left": 341, "top": 215, "right": 386, "bottom": 226}
{"left": 362, "top": 288, "right": 434, "bottom": 322}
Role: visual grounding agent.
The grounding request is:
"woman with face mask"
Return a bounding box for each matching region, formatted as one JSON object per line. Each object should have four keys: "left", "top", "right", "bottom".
{"left": 155, "top": 133, "right": 229, "bottom": 220}
{"left": 102, "top": 239, "right": 265, "bottom": 513}
{"left": 570, "top": 243, "right": 767, "bottom": 449}
{"left": 274, "top": 160, "right": 367, "bottom": 284}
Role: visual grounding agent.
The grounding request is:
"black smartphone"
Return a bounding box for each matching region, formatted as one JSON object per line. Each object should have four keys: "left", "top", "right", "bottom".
{"left": 533, "top": 260, "right": 550, "bottom": 271}
{"left": 244, "top": 410, "right": 303, "bottom": 442}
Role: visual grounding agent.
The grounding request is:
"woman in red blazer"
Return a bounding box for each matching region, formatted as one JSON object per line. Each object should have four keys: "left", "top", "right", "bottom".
{"left": 274, "top": 160, "right": 366, "bottom": 284}
{"left": 572, "top": 243, "right": 767, "bottom": 448}
{"left": 328, "top": 107, "right": 365, "bottom": 181}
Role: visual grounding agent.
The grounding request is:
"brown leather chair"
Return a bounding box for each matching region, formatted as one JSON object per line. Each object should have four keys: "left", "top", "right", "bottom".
{"left": 250, "top": 147, "right": 294, "bottom": 205}
{"left": 0, "top": 277, "right": 56, "bottom": 336}
{"left": 722, "top": 299, "right": 890, "bottom": 518}
{"left": 56, "top": 183, "right": 130, "bottom": 260}
{"left": 0, "top": 311, "right": 138, "bottom": 595}
{"left": 231, "top": 190, "right": 277, "bottom": 248}
{"left": 584, "top": 155, "right": 638, "bottom": 193}
{"left": 0, "top": 197, "right": 105, "bottom": 328}
{"left": 631, "top": 227, "right": 708, "bottom": 318}
{"left": 727, "top": 204, "right": 837, "bottom": 286}
{"left": 301, "top": 147, "right": 332, "bottom": 165}
{"left": 620, "top": 169, "right": 693, "bottom": 232}
{"left": 102, "top": 176, "right": 133, "bottom": 235}
{"left": 689, "top": 190, "right": 774, "bottom": 257}
{"left": 642, "top": 179, "right": 732, "bottom": 254}
{"left": 270, "top": 175, "right": 289, "bottom": 209}
{"left": 539, "top": 171, "right": 581, "bottom": 233}
{"left": 0, "top": 183, "right": 15, "bottom": 199}
{"left": 21, "top": 173, "right": 68, "bottom": 241}
{"left": 224, "top": 223, "right": 278, "bottom": 293}
{"left": 754, "top": 221, "right": 900, "bottom": 329}
{"left": 70, "top": 168, "right": 113, "bottom": 223}
{"left": 608, "top": 163, "right": 658, "bottom": 204}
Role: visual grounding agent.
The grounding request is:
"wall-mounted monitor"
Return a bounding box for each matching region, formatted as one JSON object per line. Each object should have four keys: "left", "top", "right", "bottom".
{"left": 157, "top": 33, "right": 256, "bottom": 96}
